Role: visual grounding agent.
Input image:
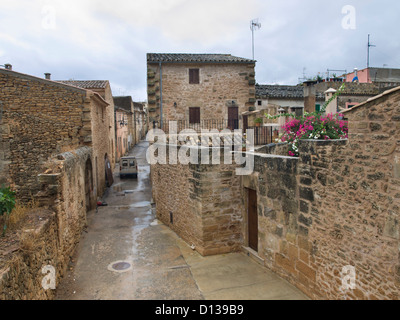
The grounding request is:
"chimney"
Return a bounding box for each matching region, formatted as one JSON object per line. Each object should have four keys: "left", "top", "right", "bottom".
{"left": 4, "top": 64, "right": 12, "bottom": 71}
{"left": 44, "top": 73, "right": 51, "bottom": 80}
{"left": 324, "top": 88, "right": 338, "bottom": 114}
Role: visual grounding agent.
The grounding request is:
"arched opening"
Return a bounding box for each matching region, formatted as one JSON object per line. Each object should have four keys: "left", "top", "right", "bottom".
{"left": 105, "top": 153, "right": 114, "bottom": 187}
{"left": 85, "top": 158, "right": 94, "bottom": 212}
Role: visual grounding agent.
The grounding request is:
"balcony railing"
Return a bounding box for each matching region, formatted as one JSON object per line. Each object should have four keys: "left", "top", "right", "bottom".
{"left": 155, "top": 119, "right": 240, "bottom": 133}
{"left": 150, "top": 119, "right": 279, "bottom": 146}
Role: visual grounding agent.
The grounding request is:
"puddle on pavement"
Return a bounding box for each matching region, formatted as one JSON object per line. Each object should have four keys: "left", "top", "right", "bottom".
{"left": 116, "top": 206, "right": 130, "bottom": 210}
{"left": 113, "top": 184, "right": 124, "bottom": 192}
{"left": 110, "top": 203, "right": 152, "bottom": 211}
{"left": 130, "top": 201, "right": 151, "bottom": 208}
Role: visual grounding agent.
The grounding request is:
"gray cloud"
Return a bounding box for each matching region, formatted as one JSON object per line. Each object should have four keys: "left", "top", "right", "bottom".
{"left": 1, "top": 0, "right": 399, "bottom": 101}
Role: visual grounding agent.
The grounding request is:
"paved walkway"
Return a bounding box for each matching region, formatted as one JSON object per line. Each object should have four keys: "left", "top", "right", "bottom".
{"left": 55, "top": 141, "right": 308, "bottom": 300}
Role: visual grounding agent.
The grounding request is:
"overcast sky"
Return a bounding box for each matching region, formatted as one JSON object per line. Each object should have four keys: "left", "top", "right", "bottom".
{"left": 1, "top": 0, "right": 399, "bottom": 101}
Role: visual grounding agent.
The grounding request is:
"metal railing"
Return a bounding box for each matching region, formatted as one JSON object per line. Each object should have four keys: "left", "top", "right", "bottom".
{"left": 157, "top": 119, "right": 240, "bottom": 133}
{"left": 150, "top": 119, "right": 279, "bottom": 146}
{"left": 247, "top": 126, "right": 278, "bottom": 145}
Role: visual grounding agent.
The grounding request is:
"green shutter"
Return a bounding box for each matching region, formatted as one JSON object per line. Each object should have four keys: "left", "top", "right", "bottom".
{"left": 315, "top": 104, "right": 321, "bottom": 112}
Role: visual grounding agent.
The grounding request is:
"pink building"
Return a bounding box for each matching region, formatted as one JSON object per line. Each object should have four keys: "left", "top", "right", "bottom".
{"left": 346, "top": 67, "right": 400, "bottom": 85}
{"left": 345, "top": 68, "right": 371, "bottom": 83}
{"left": 115, "top": 107, "right": 129, "bottom": 162}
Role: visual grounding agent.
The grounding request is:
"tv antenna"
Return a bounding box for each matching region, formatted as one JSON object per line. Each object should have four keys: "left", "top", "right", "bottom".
{"left": 250, "top": 19, "right": 261, "bottom": 60}
{"left": 367, "top": 34, "right": 376, "bottom": 68}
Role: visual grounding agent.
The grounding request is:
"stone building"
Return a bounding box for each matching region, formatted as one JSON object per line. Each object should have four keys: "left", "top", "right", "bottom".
{"left": 345, "top": 67, "right": 400, "bottom": 88}
{"left": 0, "top": 69, "right": 111, "bottom": 203}
{"left": 147, "top": 53, "right": 256, "bottom": 131}
{"left": 0, "top": 67, "right": 114, "bottom": 298}
{"left": 303, "top": 80, "right": 389, "bottom": 113}
{"left": 114, "top": 106, "right": 129, "bottom": 162}
{"left": 113, "top": 97, "right": 148, "bottom": 155}
{"left": 255, "top": 84, "right": 305, "bottom": 116}
{"left": 133, "top": 101, "right": 147, "bottom": 144}
{"left": 151, "top": 85, "right": 400, "bottom": 299}
{"left": 114, "top": 96, "right": 135, "bottom": 151}
{"left": 57, "top": 80, "right": 116, "bottom": 169}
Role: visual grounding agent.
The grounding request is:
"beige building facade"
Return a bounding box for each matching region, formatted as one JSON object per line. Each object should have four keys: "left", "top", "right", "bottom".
{"left": 57, "top": 80, "right": 116, "bottom": 169}
{"left": 147, "top": 53, "right": 256, "bottom": 131}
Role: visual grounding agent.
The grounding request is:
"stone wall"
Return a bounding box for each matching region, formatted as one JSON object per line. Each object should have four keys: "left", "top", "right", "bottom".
{"left": 0, "top": 209, "right": 61, "bottom": 300}
{"left": 147, "top": 62, "right": 255, "bottom": 125}
{"left": 151, "top": 144, "right": 244, "bottom": 255}
{"left": 256, "top": 143, "right": 289, "bottom": 156}
{"left": 83, "top": 83, "right": 116, "bottom": 169}
{"left": 0, "top": 147, "right": 94, "bottom": 300}
{"left": 38, "top": 147, "right": 94, "bottom": 256}
{"left": 89, "top": 93, "right": 110, "bottom": 199}
{"left": 115, "top": 108, "right": 129, "bottom": 161}
{"left": 0, "top": 69, "right": 109, "bottom": 299}
{"left": 304, "top": 81, "right": 381, "bottom": 112}
{"left": 0, "top": 120, "right": 11, "bottom": 186}
{"left": 249, "top": 87, "right": 400, "bottom": 299}
{"left": 0, "top": 69, "right": 110, "bottom": 203}
{"left": 149, "top": 85, "right": 400, "bottom": 299}
{"left": 0, "top": 70, "right": 87, "bottom": 201}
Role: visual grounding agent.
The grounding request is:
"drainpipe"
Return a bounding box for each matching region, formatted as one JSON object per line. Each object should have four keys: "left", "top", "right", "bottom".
{"left": 159, "top": 61, "right": 163, "bottom": 129}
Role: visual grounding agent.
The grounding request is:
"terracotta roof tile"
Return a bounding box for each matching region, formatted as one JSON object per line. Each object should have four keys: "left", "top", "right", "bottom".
{"left": 147, "top": 53, "right": 255, "bottom": 64}
{"left": 56, "top": 80, "right": 109, "bottom": 89}
{"left": 256, "top": 84, "right": 304, "bottom": 99}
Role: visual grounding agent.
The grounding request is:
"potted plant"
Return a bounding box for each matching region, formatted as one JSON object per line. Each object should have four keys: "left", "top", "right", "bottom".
{"left": 254, "top": 117, "right": 263, "bottom": 127}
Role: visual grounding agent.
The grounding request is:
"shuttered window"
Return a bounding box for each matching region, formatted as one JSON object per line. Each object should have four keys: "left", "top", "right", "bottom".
{"left": 189, "top": 69, "right": 200, "bottom": 84}
{"left": 189, "top": 107, "right": 200, "bottom": 124}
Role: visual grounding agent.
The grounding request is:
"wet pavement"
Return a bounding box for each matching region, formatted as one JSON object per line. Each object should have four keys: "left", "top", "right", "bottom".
{"left": 55, "top": 141, "right": 308, "bottom": 300}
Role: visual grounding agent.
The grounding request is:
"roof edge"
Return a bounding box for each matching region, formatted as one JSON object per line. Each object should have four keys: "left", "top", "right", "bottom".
{"left": 147, "top": 53, "right": 256, "bottom": 64}
{"left": 0, "top": 68, "right": 87, "bottom": 94}
{"left": 342, "top": 85, "right": 400, "bottom": 113}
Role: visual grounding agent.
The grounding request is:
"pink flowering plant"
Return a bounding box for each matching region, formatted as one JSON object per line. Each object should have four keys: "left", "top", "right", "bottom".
{"left": 280, "top": 113, "right": 348, "bottom": 157}
{"left": 266, "top": 84, "right": 348, "bottom": 157}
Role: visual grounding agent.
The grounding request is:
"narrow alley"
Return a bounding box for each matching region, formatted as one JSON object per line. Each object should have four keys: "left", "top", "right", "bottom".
{"left": 55, "top": 141, "right": 307, "bottom": 300}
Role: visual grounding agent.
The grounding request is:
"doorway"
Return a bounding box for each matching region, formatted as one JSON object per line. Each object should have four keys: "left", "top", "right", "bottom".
{"left": 105, "top": 154, "right": 114, "bottom": 187}
{"left": 247, "top": 188, "right": 258, "bottom": 252}
{"left": 228, "top": 106, "right": 239, "bottom": 130}
{"left": 85, "top": 158, "right": 94, "bottom": 212}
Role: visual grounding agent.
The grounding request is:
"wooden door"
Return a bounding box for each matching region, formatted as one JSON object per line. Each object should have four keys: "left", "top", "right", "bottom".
{"left": 228, "top": 106, "right": 239, "bottom": 130}
{"left": 105, "top": 156, "right": 114, "bottom": 187}
{"left": 85, "top": 159, "right": 94, "bottom": 212}
{"left": 243, "top": 115, "right": 248, "bottom": 132}
{"left": 248, "top": 188, "right": 258, "bottom": 252}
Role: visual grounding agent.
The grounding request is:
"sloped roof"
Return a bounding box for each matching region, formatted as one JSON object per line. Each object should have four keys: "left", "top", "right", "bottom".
{"left": 133, "top": 102, "right": 144, "bottom": 111}
{"left": 0, "top": 68, "right": 86, "bottom": 93}
{"left": 113, "top": 96, "right": 133, "bottom": 112}
{"left": 256, "top": 84, "right": 304, "bottom": 99}
{"left": 56, "top": 80, "right": 109, "bottom": 89}
{"left": 342, "top": 85, "right": 400, "bottom": 113}
{"left": 147, "top": 53, "right": 255, "bottom": 64}
{"left": 366, "top": 67, "right": 400, "bottom": 83}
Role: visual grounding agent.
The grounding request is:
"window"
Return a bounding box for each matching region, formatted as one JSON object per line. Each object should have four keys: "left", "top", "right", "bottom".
{"left": 258, "top": 100, "right": 262, "bottom": 106}
{"left": 315, "top": 104, "right": 321, "bottom": 112}
{"left": 189, "top": 68, "right": 200, "bottom": 84}
{"left": 189, "top": 107, "right": 200, "bottom": 124}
